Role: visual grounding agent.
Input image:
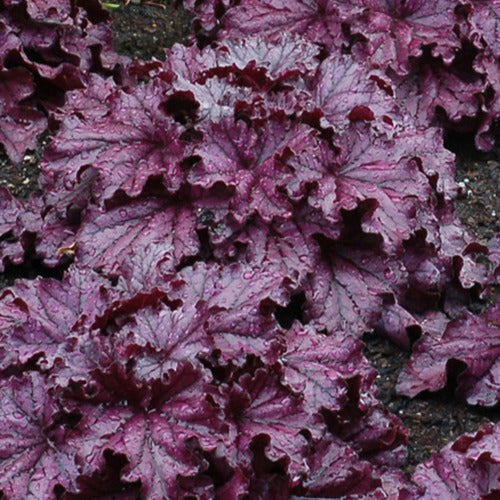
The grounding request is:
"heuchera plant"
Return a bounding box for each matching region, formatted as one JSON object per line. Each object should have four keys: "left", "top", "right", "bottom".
{"left": 0, "top": 0, "right": 498, "bottom": 497}
{"left": 0, "top": 0, "right": 126, "bottom": 163}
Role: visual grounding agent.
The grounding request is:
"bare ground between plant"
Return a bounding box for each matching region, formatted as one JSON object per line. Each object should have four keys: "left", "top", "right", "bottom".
{"left": 0, "top": 0, "right": 499, "bottom": 476}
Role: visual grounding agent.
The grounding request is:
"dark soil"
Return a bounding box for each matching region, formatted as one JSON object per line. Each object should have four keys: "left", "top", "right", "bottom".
{"left": 363, "top": 334, "right": 500, "bottom": 472}
{"left": 108, "top": 0, "right": 193, "bottom": 60}
{"left": 1, "top": 0, "right": 499, "bottom": 476}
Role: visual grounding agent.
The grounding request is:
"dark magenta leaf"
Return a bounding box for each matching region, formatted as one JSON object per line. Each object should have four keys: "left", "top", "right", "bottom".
{"left": 302, "top": 246, "right": 406, "bottom": 336}
{"left": 349, "top": 0, "right": 462, "bottom": 76}
{"left": 224, "top": 368, "right": 310, "bottom": 477}
{"left": 168, "top": 34, "right": 320, "bottom": 84}
{"left": 291, "top": 123, "right": 433, "bottom": 251}
{"left": 299, "top": 438, "right": 381, "bottom": 497}
{"left": 213, "top": 216, "right": 317, "bottom": 287}
{"left": 397, "top": 307, "right": 500, "bottom": 406}
{"left": 311, "top": 55, "right": 396, "bottom": 132}
{"left": 114, "top": 300, "right": 215, "bottom": 380}
{"left": 0, "top": 187, "right": 25, "bottom": 269}
{"left": 41, "top": 77, "right": 185, "bottom": 204}
{"left": 280, "top": 325, "right": 376, "bottom": 413}
{"left": 75, "top": 199, "right": 199, "bottom": 275}
{"left": 220, "top": 0, "right": 346, "bottom": 52}
{"left": 0, "top": 268, "right": 116, "bottom": 371}
{"left": 0, "top": 373, "right": 80, "bottom": 498}
{"left": 189, "top": 117, "right": 315, "bottom": 222}
{"left": 71, "top": 363, "right": 226, "bottom": 499}
{"left": 412, "top": 422, "right": 500, "bottom": 498}
{"left": 0, "top": 68, "right": 47, "bottom": 163}
{"left": 465, "top": 0, "right": 500, "bottom": 58}
{"left": 393, "top": 65, "right": 484, "bottom": 135}
{"left": 0, "top": 1, "right": 125, "bottom": 162}
{"left": 0, "top": 3, "right": 497, "bottom": 496}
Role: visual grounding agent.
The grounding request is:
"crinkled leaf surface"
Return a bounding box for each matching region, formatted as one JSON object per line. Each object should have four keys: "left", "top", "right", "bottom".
{"left": 213, "top": 216, "right": 317, "bottom": 287}
{"left": 75, "top": 198, "right": 199, "bottom": 275}
{"left": 299, "top": 438, "right": 381, "bottom": 497}
{"left": 0, "top": 187, "right": 25, "bottom": 270}
{"left": 302, "top": 245, "right": 406, "bottom": 335}
{"left": 280, "top": 325, "right": 375, "bottom": 413}
{"left": 280, "top": 326, "right": 409, "bottom": 466}
{"left": 165, "top": 262, "right": 290, "bottom": 363}
{"left": 0, "top": 3, "right": 499, "bottom": 497}
{"left": 225, "top": 368, "right": 310, "bottom": 476}
{"left": 311, "top": 54, "right": 396, "bottom": 132}
{"left": 221, "top": 0, "right": 345, "bottom": 52}
{"left": 466, "top": 0, "right": 500, "bottom": 58}
{"left": 0, "top": 373, "right": 80, "bottom": 499}
{"left": 189, "top": 117, "right": 315, "bottom": 222}
{"left": 412, "top": 422, "right": 500, "bottom": 498}
{"left": 215, "top": 34, "right": 321, "bottom": 81}
{"left": 350, "top": 0, "right": 461, "bottom": 75}
{"left": 292, "top": 123, "right": 432, "bottom": 250}
{"left": 171, "top": 261, "right": 292, "bottom": 324}
{"left": 397, "top": 308, "right": 500, "bottom": 406}
{"left": 42, "top": 78, "right": 185, "bottom": 203}
{"left": 393, "top": 65, "right": 484, "bottom": 130}
{"left": 72, "top": 363, "right": 225, "bottom": 499}
{"left": 488, "top": 234, "right": 500, "bottom": 279}
{"left": 0, "top": 268, "right": 114, "bottom": 370}
{"left": 0, "top": 187, "right": 22, "bottom": 236}
{"left": 167, "top": 34, "right": 320, "bottom": 84}
{"left": 0, "top": 1, "right": 123, "bottom": 162}
{"left": 474, "top": 54, "right": 500, "bottom": 151}
{"left": 119, "top": 259, "right": 287, "bottom": 367}
{"left": 0, "top": 68, "right": 47, "bottom": 163}
{"left": 114, "top": 301, "right": 215, "bottom": 380}
{"left": 22, "top": 0, "right": 72, "bottom": 25}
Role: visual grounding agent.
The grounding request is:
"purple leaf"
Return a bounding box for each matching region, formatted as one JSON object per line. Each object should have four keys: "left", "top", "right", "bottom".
{"left": 299, "top": 438, "right": 381, "bottom": 497}
{"left": 302, "top": 245, "right": 406, "bottom": 336}
{"left": 164, "top": 262, "right": 291, "bottom": 364}
{"left": 213, "top": 216, "right": 317, "bottom": 287}
{"left": 122, "top": 260, "right": 287, "bottom": 367}
{"left": 23, "top": 0, "right": 72, "bottom": 24}
{"left": 0, "top": 268, "right": 115, "bottom": 371}
{"left": 114, "top": 300, "right": 215, "bottom": 379}
{"left": 311, "top": 54, "right": 396, "bottom": 132}
{"left": 189, "top": 117, "right": 315, "bottom": 222}
{"left": 220, "top": 0, "right": 346, "bottom": 52}
{"left": 397, "top": 307, "right": 500, "bottom": 406}
{"left": 216, "top": 34, "right": 321, "bottom": 81}
{"left": 293, "top": 123, "right": 432, "bottom": 250}
{"left": 41, "top": 77, "right": 185, "bottom": 203}
{"left": 71, "top": 363, "right": 225, "bottom": 499}
{"left": 350, "top": 0, "right": 462, "bottom": 75}
{"left": 224, "top": 368, "right": 310, "bottom": 477}
{"left": 412, "top": 422, "right": 500, "bottom": 498}
{"left": 75, "top": 198, "right": 199, "bottom": 275}
{"left": 0, "top": 68, "right": 47, "bottom": 163}
{"left": 474, "top": 54, "right": 500, "bottom": 151}
{"left": 0, "top": 187, "right": 22, "bottom": 235}
{"left": 171, "top": 261, "right": 292, "bottom": 323}
{"left": 0, "top": 373, "right": 80, "bottom": 499}
{"left": 378, "top": 300, "right": 419, "bottom": 349}
{"left": 393, "top": 65, "right": 484, "bottom": 132}
{"left": 465, "top": 0, "right": 500, "bottom": 58}
{"left": 435, "top": 208, "right": 490, "bottom": 289}
{"left": 280, "top": 325, "right": 376, "bottom": 413}
{"left": 167, "top": 34, "right": 320, "bottom": 84}
{"left": 0, "top": 187, "right": 25, "bottom": 269}
{"left": 488, "top": 234, "right": 500, "bottom": 279}
{"left": 0, "top": 1, "right": 124, "bottom": 162}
